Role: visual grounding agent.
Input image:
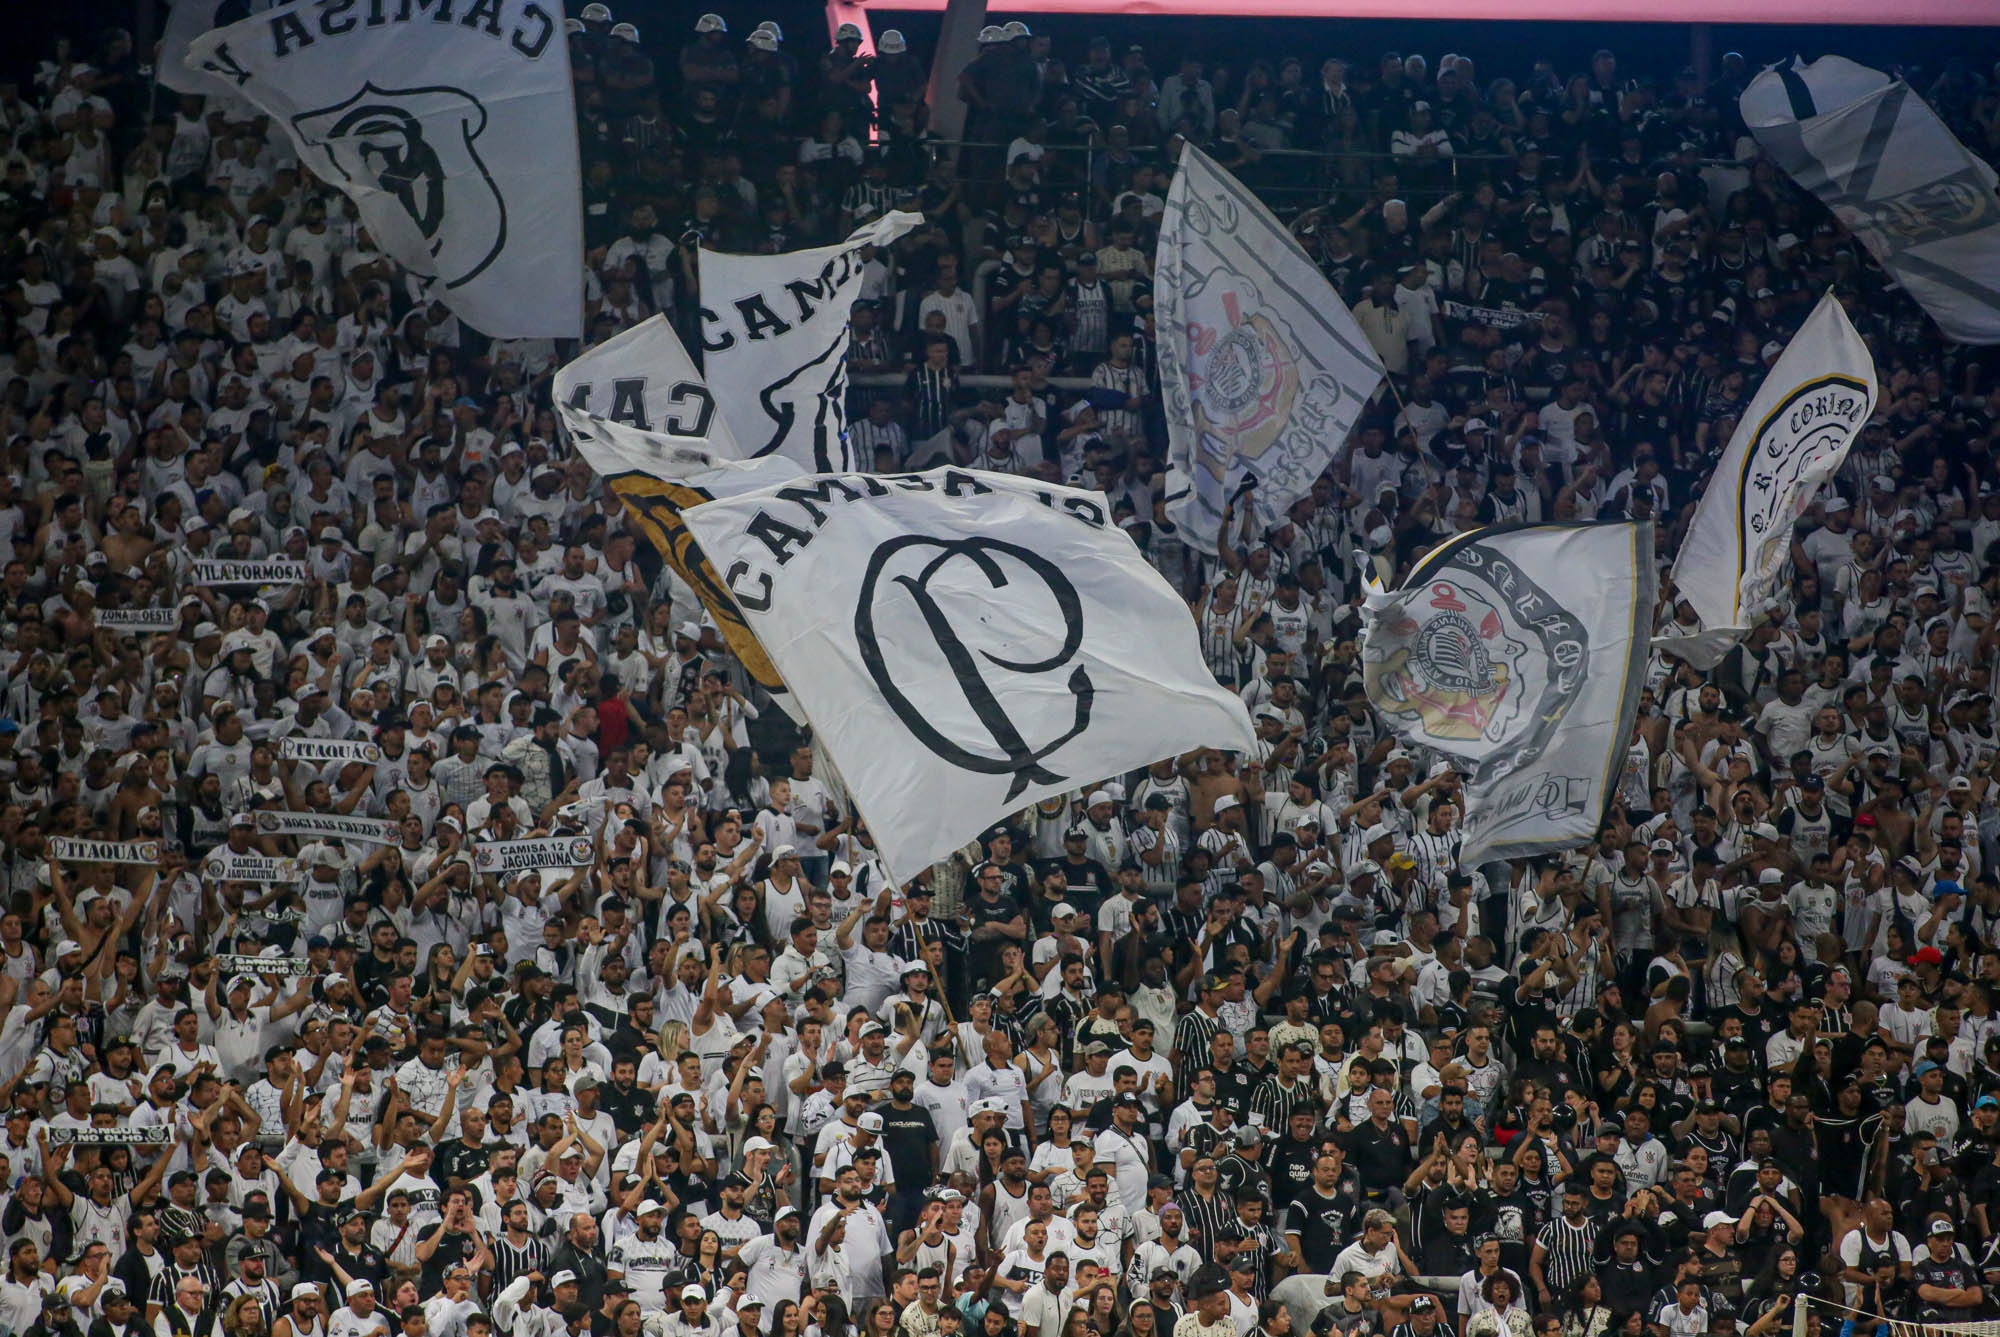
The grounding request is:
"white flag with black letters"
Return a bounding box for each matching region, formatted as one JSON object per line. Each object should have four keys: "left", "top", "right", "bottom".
{"left": 1361, "top": 522, "right": 1655, "bottom": 866}
{"left": 554, "top": 315, "right": 741, "bottom": 456}
{"left": 187, "top": 0, "right": 582, "bottom": 338}
{"left": 1157, "top": 143, "right": 1384, "bottom": 553}
{"left": 1744, "top": 56, "right": 2000, "bottom": 344}
{"left": 698, "top": 212, "right": 923, "bottom": 471}
{"left": 1663, "top": 291, "right": 1877, "bottom": 668}
{"left": 678, "top": 468, "right": 1259, "bottom": 882}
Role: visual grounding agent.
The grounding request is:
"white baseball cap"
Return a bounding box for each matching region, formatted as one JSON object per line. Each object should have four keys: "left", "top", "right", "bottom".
{"left": 694, "top": 13, "right": 725, "bottom": 32}
{"left": 878, "top": 29, "right": 906, "bottom": 53}
{"left": 836, "top": 22, "right": 862, "bottom": 39}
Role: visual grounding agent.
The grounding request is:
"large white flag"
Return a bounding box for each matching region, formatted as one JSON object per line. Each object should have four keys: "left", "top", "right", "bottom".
{"left": 187, "top": 2, "right": 582, "bottom": 338}
{"left": 554, "top": 315, "right": 741, "bottom": 456}
{"left": 1362, "top": 523, "right": 1655, "bottom": 866}
{"left": 1157, "top": 143, "right": 1384, "bottom": 553}
{"left": 679, "top": 468, "right": 1259, "bottom": 881}
{"left": 697, "top": 212, "right": 923, "bottom": 472}
{"left": 1744, "top": 57, "right": 2000, "bottom": 344}
{"left": 1664, "top": 291, "right": 1877, "bottom": 669}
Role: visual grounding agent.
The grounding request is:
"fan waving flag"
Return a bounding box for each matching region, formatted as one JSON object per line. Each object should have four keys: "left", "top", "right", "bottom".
{"left": 187, "top": 1, "right": 582, "bottom": 338}
{"left": 1663, "top": 291, "right": 1878, "bottom": 669}
{"left": 1361, "top": 523, "right": 1655, "bottom": 866}
{"left": 1157, "top": 143, "right": 1384, "bottom": 553}
{"left": 698, "top": 212, "right": 924, "bottom": 471}
{"left": 678, "top": 468, "right": 1259, "bottom": 883}
{"left": 1744, "top": 56, "right": 2000, "bottom": 344}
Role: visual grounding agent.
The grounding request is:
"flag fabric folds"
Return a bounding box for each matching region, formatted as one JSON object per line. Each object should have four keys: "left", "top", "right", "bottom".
{"left": 1156, "top": 143, "right": 1385, "bottom": 553}
{"left": 1662, "top": 290, "right": 1878, "bottom": 669}
{"left": 553, "top": 336, "right": 800, "bottom": 705}
{"left": 1361, "top": 522, "right": 1656, "bottom": 866}
{"left": 1743, "top": 56, "right": 2000, "bottom": 345}
{"left": 678, "top": 468, "right": 1260, "bottom": 882}
{"left": 697, "top": 212, "right": 924, "bottom": 471}
{"left": 187, "top": 1, "right": 583, "bottom": 337}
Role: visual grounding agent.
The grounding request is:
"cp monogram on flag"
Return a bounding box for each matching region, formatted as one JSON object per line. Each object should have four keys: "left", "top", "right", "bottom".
{"left": 678, "top": 469, "right": 1258, "bottom": 882}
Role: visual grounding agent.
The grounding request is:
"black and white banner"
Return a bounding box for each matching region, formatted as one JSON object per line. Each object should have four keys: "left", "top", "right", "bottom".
{"left": 1361, "top": 522, "right": 1655, "bottom": 865}
{"left": 280, "top": 737, "right": 383, "bottom": 765}
{"left": 679, "top": 468, "right": 1259, "bottom": 881}
{"left": 187, "top": 0, "right": 583, "bottom": 338}
{"left": 203, "top": 851, "right": 303, "bottom": 883}
{"left": 1744, "top": 56, "right": 2000, "bottom": 344}
{"left": 94, "top": 608, "right": 181, "bottom": 632}
{"left": 698, "top": 212, "right": 923, "bottom": 471}
{"left": 472, "top": 835, "right": 596, "bottom": 875}
{"left": 1157, "top": 143, "right": 1384, "bottom": 553}
{"left": 1664, "top": 291, "right": 1877, "bottom": 667}
{"left": 46, "top": 1127, "right": 176, "bottom": 1147}
{"left": 246, "top": 811, "right": 400, "bottom": 845}
{"left": 214, "top": 954, "right": 315, "bottom": 977}
{"left": 1442, "top": 301, "right": 1541, "bottom": 331}
{"left": 50, "top": 837, "right": 162, "bottom": 866}
{"left": 191, "top": 559, "right": 305, "bottom": 586}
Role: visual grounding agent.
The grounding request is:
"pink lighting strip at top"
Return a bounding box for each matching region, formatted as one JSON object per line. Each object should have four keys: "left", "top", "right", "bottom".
{"left": 838, "top": 0, "right": 2000, "bottom": 23}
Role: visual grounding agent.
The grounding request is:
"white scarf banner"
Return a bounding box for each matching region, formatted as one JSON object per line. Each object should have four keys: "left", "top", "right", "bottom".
{"left": 1361, "top": 522, "right": 1656, "bottom": 865}
{"left": 246, "top": 811, "right": 401, "bottom": 844}
{"left": 204, "top": 851, "right": 303, "bottom": 883}
{"left": 1663, "top": 291, "right": 1878, "bottom": 668}
{"left": 46, "top": 1127, "right": 176, "bottom": 1146}
{"left": 555, "top": 315, "right": 741, "bottom": 456}
{"left": 49, "top": 837, "right": 162, "bottom": 866}
{"left": 214, "top": 954, "right": 316, "bottom": 977}
{"left": 679, "top": 467, "right": 1260, "bottom": 882}
{"left": 1744, "top": 56, "right": 2000, "bottom": 344}
{"left": 187, "top": 0, "right": 583, "bottom": 338}
{"left": 1157, "top": 143, "right": 1385, "bottom": 554}
{"left": 94, "top": 608, "right": 181, "bottom": 631}
{"left": 472, "top": 835, "right": 596, "bottom": 875}
{"left": 280, "top": 737, "right": 383, "bottom": 765}
{"left": 191, "top": 558, "right": 305, "bottom": 586}
{"left": 697, "top": 212, "right": 924, "bottom": 471}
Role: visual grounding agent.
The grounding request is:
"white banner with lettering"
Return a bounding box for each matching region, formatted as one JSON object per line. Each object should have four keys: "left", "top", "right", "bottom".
{"left": 95, "top": 608, "right": 181, "bottom": 632}
{"left": 246, "top": 811, "right": 400, "bottom": 845}
{"left": 203, "top": 852, "right": 303, "bottom": 883}
{"left": 1361, "top": 522, "right": 1656, "bottom": 865}
{"left": 50, "top": 837, "right": 162, "bottom": 866}
{"left": 472, "top": 835, "right": 596, "bottom": 875}
{"left": 1157, "top": 143, "right": 1384, "bottom": 553}
{"left": 679, "top": 468, "right": 1259, "bottom": 882}
{"left": 1663, "top": 291, "right": 1877, "bottom": 668}
{"left": 280, "top": 737, "right": 383, "bottom": 765}
{"left": 698, "top": 212, "right": 923, "bottom": 471}
{"left": 191, "top": 559, "right": 305, "bottom": 586}
{"left": 187, "top": 0, "right": 583, "bottom": 338}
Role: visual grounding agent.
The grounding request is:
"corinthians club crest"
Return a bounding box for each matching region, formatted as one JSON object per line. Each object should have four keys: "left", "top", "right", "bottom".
{"left": 1191, "top": 290, "right": 1302, "bottom": 484}
{"left": 292, "top": 82, "right": 507, "bottom": 291}
{"left": 1363, "top": 541, "right": 1589, "bottom": 781}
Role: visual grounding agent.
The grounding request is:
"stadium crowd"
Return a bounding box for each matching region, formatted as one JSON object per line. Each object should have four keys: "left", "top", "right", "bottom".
{"left": 1, "top": 11, "right": 2000, "bottom": 1337}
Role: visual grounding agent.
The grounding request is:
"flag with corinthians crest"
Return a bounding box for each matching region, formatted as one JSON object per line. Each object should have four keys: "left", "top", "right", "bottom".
{"left": 1360, "top": 522, "right": 1655, "bottom": 865}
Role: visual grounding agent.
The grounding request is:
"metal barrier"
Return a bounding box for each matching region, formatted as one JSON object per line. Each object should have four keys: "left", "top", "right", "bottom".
{"left": 930, "top": 137, "right": 1512, "bottom": 214}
